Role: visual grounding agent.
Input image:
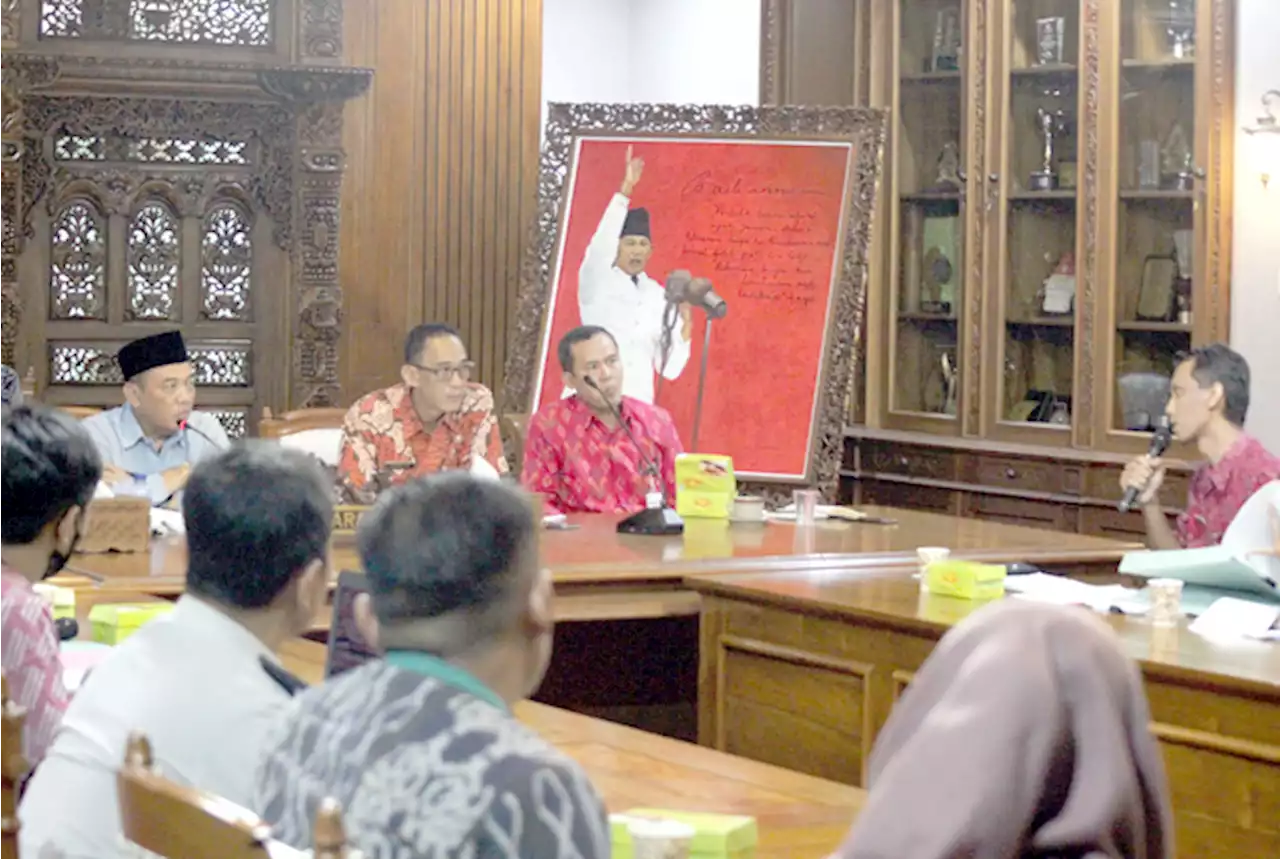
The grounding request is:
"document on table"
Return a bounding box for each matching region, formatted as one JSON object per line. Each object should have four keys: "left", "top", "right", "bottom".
{"left": 1005, "top": 573, "right": 1145, "bottom": 613}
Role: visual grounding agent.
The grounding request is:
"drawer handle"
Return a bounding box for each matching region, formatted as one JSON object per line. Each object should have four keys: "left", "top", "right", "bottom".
{"left": 1005, "top": 467, "right": 1018, "bottom": 480}
{"left": 898, "top": 456, "right": 909, "bottom": 468}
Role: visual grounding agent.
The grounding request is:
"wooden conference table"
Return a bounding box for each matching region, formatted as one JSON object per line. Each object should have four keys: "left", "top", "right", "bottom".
{"left": 689, "top": 569, "right": 1280, "bottom": 859}
{"left": 57, "top": 506, "right": 1137, "bottom": 738}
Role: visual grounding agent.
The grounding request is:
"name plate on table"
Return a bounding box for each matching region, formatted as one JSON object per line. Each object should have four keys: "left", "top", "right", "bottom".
{"left": 332, "top": 505, "right": 370, "bottom": 535}
{"left": 80, "top": 497, "right": 151, "bottom": 554}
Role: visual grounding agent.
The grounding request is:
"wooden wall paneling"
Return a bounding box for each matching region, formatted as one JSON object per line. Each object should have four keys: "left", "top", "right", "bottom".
{"left": 339, "top": 0, "right": 427, "bottom": 400}
{"left": 423, "top": 0, "right": 542, "bottom": 393}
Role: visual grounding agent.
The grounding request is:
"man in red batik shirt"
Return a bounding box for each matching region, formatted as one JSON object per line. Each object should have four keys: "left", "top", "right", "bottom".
{"left": 2, "top": 404, "right": 103, "bottom": 767}
{"left": 522, "top": 325, "right": 683, "bottom": 515}
{"left": 1121, "top": 343, "right": 1280, "bottom": 549}
{"left": 337, "top": 323, "right": 508, "bottom": 503}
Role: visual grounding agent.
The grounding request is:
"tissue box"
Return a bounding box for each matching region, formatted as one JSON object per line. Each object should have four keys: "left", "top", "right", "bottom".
{"left": 675, "top": 454, "right": 736, "bottom": 519}
{"left": 926, "top": 560, "right": 1007, "bottom": 600}
{"left": 32, "top": 584, "right": 76, "bottom": 621}
{"left": 79, "top": 497, "right": 151, "bottom": 553}
{"left": 610, "top": 810, "right": 757, "bottom": 859}
{"left": 89, "top": 603, "right": 174, "bottom": 645}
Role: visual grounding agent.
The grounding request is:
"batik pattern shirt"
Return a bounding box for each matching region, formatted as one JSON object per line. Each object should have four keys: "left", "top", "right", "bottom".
{"left": 1, "top": 564, "right": 69, "bottom": 767}
{"left": 1177, "top": 433, "right": 1280, "bottom": 548}
{"left": 337, "top": 382, "right": 507, "bottom": 502}
{"left": 521, "top": 394, "right": 682, "bottom": 515}
{"left": 254, "top": 661, "right": 611, "bottom": 859}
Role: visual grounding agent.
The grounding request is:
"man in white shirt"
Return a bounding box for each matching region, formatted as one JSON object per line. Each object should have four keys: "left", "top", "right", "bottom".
{"left": 19, "top": 443, "right": 333, "bottom": 859}
{"left": 577, "top": 145, "right": 692, "bottom": 404}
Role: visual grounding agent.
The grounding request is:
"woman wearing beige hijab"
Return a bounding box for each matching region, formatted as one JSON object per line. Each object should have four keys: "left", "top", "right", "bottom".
{"left": 832, "top": 600, "right": 1174, "bottom": 859}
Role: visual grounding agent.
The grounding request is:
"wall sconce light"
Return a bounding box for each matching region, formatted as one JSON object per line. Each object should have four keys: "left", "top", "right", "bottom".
{"left": 1243, "top": 89, "right": 1280, "bottom": 190}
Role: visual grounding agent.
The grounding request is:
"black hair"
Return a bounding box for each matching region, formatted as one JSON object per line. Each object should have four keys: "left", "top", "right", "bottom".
{"left": 403, "top": 323, "right": 464, "bottom": 364}
{"left": 2, "top": 405, "right": 103, "bottom": 544}
{"left": 357, "top": 473, "right": 536, "bottom": 642}
{"left": 1179, "top": 343, "right": 1251, "bottom": 427}
{"left": 183, "top": 442, "right": 333, "bottom": 610}
{"left": 557, "top": 325, "right": 617, "bottom": 373}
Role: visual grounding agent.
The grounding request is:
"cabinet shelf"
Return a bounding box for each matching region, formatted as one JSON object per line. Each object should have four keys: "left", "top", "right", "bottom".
{"left": 1116, "top": 321, "right": 1192, "bottom": 333}
{"left": 1007, "top": 317, "right": 1074, "bottom": 328}
{"left": 1121, "top": 57, "right": 1195, "bottom": 73}
{"left": 1008, "top": 190, "right": 1077, "bottom": 203}
{"left": 900, "top": 191, "right": 961, "bottom": 204}
{"left": 899, "top": 312, "right": 958, "bottom": 323}
{"left": 1010, "top": 63, "right": 1078, "bottom": 79}
{"left": 900, "top": 70, "right": 961, "bottom": 84}
{"left": 1119, "top": 189, "right": 1194, "bottom": 201}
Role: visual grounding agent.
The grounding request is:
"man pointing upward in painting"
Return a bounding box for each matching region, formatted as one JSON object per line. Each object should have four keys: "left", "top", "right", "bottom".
{"left": 577, "top": 145, "right": 692, "bottom": 404}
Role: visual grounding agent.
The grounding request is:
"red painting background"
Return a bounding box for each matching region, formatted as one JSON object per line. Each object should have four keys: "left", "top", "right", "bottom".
{"left": 534, "top": 137, "right": 853, "bottom": 477}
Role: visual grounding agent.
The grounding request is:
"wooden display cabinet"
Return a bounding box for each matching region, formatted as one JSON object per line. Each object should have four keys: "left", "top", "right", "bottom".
{"left": 851, "top": 0, "right": 1233, "bottom": 531}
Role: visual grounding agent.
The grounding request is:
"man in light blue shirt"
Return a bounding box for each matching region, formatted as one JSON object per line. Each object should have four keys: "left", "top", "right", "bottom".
{"left": 82, "top": 331, "right": 230, "bottom": 506}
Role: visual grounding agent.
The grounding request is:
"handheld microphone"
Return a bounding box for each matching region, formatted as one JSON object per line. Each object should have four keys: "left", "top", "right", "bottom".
{"left": 663, "top": 270, "right": 728, "bottom": 319}
{"left": 583, "top": 376, "right": 683, "bottom": 535}
{"left": 1119, "top": 415, "right": 1173, "bottom": 513}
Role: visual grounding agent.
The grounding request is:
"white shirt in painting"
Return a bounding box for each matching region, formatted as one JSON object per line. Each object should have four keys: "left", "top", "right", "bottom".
{"left": 19, "top": 595, "right": 295, "bottom": 859}
{"left": 577, "top": 192, "right": 691, "bottom": 404}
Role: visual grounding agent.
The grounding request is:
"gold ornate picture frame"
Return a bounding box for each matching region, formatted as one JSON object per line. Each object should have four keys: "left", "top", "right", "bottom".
{"left": 501, "top": 103, "right": 886, "bottom": 504}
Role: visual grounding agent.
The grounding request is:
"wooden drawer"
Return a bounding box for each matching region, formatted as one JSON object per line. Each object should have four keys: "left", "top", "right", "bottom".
{"left": 1081, "top": 505, "right": 1178, "bottom": 541}
{"left": 856, "top": 479, "right": 954, "bottom": 512}
{"left": 967, "top": 493, "right": 1074, "bottom": 532}
{"left": 967, "top": 454, "right": 1064, "bottom": 495}
{"left": 1087, "top": 463, "right": 1190, "bottom": 510}
{"left": 861, "top": 441, "right": 955, "bottom": 481}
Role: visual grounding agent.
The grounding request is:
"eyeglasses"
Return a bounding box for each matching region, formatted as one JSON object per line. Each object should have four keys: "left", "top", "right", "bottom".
{"left": 409, "top": 361, "right": 475, "bottom": 381}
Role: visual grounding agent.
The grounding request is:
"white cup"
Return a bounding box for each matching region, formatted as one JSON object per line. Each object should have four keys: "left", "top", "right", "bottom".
{"left": 732, "top": 495, "right": 765, "bottom": 522}
{"left": 627, "top": 818, "right": 696, "bottom": 859}
{"left": 1148, "top": 577, "right": 1184, "bottom": 627}
{"left": 792, "top": 489, "right": 821, "bottom": 526}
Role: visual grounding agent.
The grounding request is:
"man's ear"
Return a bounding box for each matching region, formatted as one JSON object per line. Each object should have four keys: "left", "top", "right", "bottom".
{"left": 353, "top": 592, "right": 381, "bottom": 652}
{"left": 122, "top": 380, "right": 141, "bottom": 407}
{"left": 55, "top": 504, "right": 84, "bottom": 547}
{"left": 524, "top": 565, "right": 554, "bottom": 638}
{"left": 1206, "top": 381, "right": 1226, "bottom": 415}
{"left": 399, "top": 364, "right": 417, "bottom": 389}
{"left": 296, "top": 558, "right": 328, "bottom": 621}
{"left": 561, "top": 369, "right": 576, "bottom": 390}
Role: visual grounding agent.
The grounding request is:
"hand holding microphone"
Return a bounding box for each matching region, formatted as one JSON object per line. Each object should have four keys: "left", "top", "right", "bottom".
{"left": 1119, "top": 416, "right": 1173, "bottom": 513}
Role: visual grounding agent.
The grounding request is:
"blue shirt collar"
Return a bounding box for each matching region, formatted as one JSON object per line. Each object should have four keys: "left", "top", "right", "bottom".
{"left": 118, "top": 403, "right": 183, "bottom": 452}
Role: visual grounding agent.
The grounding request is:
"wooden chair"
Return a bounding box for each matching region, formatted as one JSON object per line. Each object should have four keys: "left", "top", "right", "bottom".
{"left": 58, "top": 406, "right": 102, "bottom": 421}
{"left": 257, "top": 407, "right": 348, "bottom": 468}
{"left": 499, "top": 412, "right": 529, "bottom": 476}
{"left": 2, "top": 674, "right": 27, "bottom": 859}
{"left": 117, "top": 733, "right": 352, "bottom": 858}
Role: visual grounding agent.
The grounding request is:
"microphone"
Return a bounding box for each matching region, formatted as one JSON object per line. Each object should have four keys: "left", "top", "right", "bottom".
{"left": 664, "top": 270, "right": 727, "bottom": 319}
{"left": 179, "top": 417, "right": 222, "bottom": 447}
{"left": 583, "top": 376, "right": 683, "bottom": 536}
{"left": 1119, "top": 416, "right": 1173, "bottom": 513}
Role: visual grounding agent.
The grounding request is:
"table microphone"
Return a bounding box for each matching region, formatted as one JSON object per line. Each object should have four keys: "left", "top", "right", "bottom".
{"left": 583, "top": 376, "right": 683, "bottom": 536}
{"left": 1119, "top": 415, "right": 1173, "bottom": 513}
{"left": 179, "top": 417, "right": 221, "bottom": 447}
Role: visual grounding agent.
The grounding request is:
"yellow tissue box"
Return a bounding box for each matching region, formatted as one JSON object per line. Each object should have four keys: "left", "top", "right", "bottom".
{"left": 610, "top": 810, "right": 757, "bottom": 859}
{"left": 32, "top": 584, "right": 76, "bottom": 621}
{"left": 88, "top": 603, "right": 175, "bottom": 645}
{"left": 675, "top": 454, "right": 736, "bottom": 519}
{"left": 925, "top": 559, "right": 1007, "bottom": 600}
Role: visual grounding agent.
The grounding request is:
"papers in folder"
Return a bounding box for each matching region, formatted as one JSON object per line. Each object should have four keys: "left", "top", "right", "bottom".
{"left": 1118, "top": 480, "right": 1280, "bottom": 604}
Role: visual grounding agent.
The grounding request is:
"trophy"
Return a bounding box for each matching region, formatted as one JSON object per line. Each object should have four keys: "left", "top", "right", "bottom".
{"left": 1160, "top": 122, "right": 1194, "bottom": 190}
{"left": 930, "top": 8, "right": 962, "bottom": 72}
{"left": 934, "top": 141, "right": 963, "bottom": 190}
{"left": 1166, "top": 0, "right": 1195, "bottom": 59}
{"left": 1030, "top": 107, "right": 1059, "bottom": 191}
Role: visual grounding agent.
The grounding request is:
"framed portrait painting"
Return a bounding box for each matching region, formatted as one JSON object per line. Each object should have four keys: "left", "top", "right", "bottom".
{"left": 503, "top": 103, "right": 886, "bottom": 502}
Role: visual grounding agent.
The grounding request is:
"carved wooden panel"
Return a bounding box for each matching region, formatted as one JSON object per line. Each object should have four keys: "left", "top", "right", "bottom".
{"left": 1, "top": 5, "right": 370, "bottom": 417}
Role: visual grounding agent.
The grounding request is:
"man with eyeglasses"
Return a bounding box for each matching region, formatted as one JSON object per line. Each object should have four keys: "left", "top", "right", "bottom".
{"left": 337, "top": 323, "right": 508, "bottom": 502}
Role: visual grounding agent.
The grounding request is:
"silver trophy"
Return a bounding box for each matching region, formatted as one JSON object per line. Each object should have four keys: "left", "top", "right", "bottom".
{"left": 1035, "top": 17, "right": 1065, "bottom": 65}
{"left": 1166, "top": 0, "right": 1194, "bottom": 59}
{"left": 1030, "top": 107, "right": 1059, "bottom": 191}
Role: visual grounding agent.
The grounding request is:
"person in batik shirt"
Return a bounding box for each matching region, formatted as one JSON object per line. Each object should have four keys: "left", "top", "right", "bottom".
{"left": 337, "top": 323, "right": 508, "bottom": 503}
{"left": 1, "top": 404, "right": 102, "bottom": 767}
{"left": 521, "top": 325, "right": 683, "bottom": 514}
{"left": 1121, "top": 343, "right": 1280, "bottom": 549}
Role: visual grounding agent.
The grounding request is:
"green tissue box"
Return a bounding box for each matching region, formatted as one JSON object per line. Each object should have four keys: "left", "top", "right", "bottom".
{"left": 610, "top": 810, "right": 757, "bottom": 859}
{"left": 925, "top": 559, "right": 1007, "bottom": 600}
{"left": 89, "top": 603, "right": 174, "bottom": 645}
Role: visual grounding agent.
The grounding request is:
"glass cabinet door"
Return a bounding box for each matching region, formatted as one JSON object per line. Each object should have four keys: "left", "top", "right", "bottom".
{"left": 997, "top": 0, "right": 1080, "bottom": 433}
{"left": 889, "top": 0, "right": 968, "bottom": 424}
{"left": 1112, "top": 0, "right": 1197, "bottom": 435}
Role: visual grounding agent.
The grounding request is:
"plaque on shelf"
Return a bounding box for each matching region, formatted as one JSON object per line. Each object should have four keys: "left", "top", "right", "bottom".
{"left": 1136, "top": 254, "right": 1178, "bottom": 321}
{"left": 933, "top": 141, "right": 963, "bottom": 190}
{"left": 929, "top": 8, "right": 962, "bottom": 72}
{"left": 1035, "top": 17, "right": 1065, "bottom": 66}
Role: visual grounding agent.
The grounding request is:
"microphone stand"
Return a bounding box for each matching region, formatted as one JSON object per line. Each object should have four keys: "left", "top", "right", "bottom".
{"left": 585, "top": 377, "right": 683, "bottom": 536}
{"left": 690, "top": 317, "right": 715, "bottom": 452}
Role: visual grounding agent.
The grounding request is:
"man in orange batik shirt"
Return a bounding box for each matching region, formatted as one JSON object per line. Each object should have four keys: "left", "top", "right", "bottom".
{"left": 337, "top": 324, "right": 508, "bottom": 503}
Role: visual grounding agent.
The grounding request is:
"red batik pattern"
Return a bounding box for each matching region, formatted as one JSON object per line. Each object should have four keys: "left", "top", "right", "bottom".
{"left": 337, "top": 383, "right": 508, "bottom": 500}
{"left": 1177, "top": 433, "right": 1280, "bottom": 548}
{"left": 1, "top": 565, "right": 70, "bottom": 766}
{"left": 521, "top": 395, "right": 683, "bottom": 515}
